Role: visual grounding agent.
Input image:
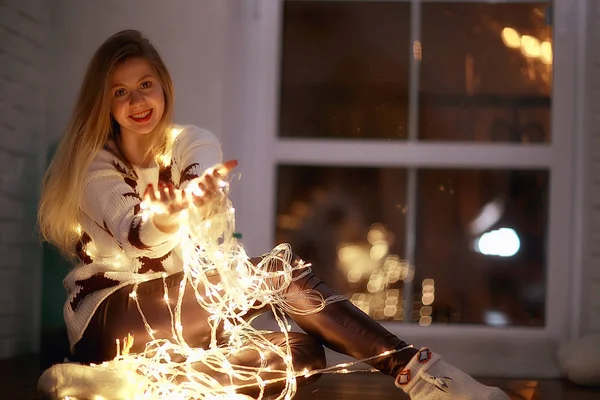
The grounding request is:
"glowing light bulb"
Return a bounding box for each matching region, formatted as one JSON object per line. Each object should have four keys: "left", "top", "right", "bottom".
{"left": 501, "top": 27, "right": 521, "bottom": 48}
{"left": 484, "top": 310, "right": 510, "bottom": 327}
{"left": 157, "top": 153, "right": 171, "bottom": 167}
{"left": 540, "top": 41, "right": 552, "bottom": 64}
{"left": 476, "top": 227, "right": 520, "bottom": 257}
{"left": 520, "top": 35, "right": 541, "bottom": 58}
{"left": 170, "top": 127, "right": 183, "bottom": 139}
{"left": 413, "top": 40, "right": 422, "bottom": 61}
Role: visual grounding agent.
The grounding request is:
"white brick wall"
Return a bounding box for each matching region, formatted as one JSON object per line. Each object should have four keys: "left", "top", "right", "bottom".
{"left": 0, "top": 0, "right": 49, "bottom": 358}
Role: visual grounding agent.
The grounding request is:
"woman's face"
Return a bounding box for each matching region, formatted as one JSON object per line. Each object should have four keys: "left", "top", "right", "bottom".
{"left": 109, "top": 57, "right": 165, "bottom": 136}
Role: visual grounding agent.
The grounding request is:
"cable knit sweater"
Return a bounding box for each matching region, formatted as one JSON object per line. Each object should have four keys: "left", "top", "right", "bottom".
{"left": 63, "top": 125, "right": 223, "bottom": 348}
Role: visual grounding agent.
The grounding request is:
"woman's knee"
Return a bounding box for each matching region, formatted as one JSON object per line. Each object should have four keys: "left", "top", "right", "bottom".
{"left": 280, "top": 332, "right": 327, "bottom": 372}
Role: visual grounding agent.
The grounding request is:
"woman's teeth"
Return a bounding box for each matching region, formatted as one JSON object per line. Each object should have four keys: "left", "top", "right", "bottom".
{"left": 131, "top": 110, "right": 151, "bottom": 119}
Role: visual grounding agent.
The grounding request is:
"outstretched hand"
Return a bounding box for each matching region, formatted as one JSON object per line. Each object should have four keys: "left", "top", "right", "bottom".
{"left": 143, "top": 182, "right": 188, "bottom": 215}
{"left": 188, "top": 160, "right": 238, "bottom": 208}
{"left": 187, "top": 160, "right": 238, "bottom": 218}
{"left": 142, "top": 160, "right": 238, "bottom": 233}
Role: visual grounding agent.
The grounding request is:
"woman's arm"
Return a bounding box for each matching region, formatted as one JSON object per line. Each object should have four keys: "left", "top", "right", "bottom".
{"left": 81, "top": 166, "right": 179, "bottom": 259}
{"left": 172, "top": 126, "right": 224, "bottom": 189}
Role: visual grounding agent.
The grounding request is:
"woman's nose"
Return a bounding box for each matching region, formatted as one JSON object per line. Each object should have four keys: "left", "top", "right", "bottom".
{"left": 129, "top": 90, "right": 144, "bottom": 105}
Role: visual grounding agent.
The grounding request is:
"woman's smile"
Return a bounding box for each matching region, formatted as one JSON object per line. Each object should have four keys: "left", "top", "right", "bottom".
{"left": 129, "top": 108, "right": 153, "bottom": 123}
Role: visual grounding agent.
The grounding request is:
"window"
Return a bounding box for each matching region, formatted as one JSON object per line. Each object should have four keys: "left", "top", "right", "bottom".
{"left": 277, "top": 165, "right": 548, "bottom": 327}
{"left": 276, "top": 0, "right": 554, "bottom": 328}
{"left": 229, "top": 0, "right": 582, "bottom": 374}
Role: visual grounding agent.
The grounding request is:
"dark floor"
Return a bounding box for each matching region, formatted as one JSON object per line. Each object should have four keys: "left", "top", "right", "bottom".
{"left": 296, "top": 374, "right": 600, "bottom": 400}
{"left": 2, "top": 355, "right": 600, "bottom": 400}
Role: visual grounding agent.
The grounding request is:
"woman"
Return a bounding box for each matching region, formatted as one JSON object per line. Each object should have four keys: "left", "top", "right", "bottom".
{"left": 38, "top": 30, "right": 508, "bottom": 400}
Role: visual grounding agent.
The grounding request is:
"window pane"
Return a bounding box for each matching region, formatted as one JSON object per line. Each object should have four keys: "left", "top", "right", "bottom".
{"left": 276, "top": 165, "right": 548, "bottom": 327}
{"left": 276, "top": 165, "right": 408, "bottom": 299}
{"left": 279, "top": 1, "right": 552, "bottom": 143}
{"left": 279, "top": 1, "right": 411, "bottom": 139}
{"left": 414, "top": 169, "right": 548, "bottom": 327}
{"left": 419, "top": 2, "right": 552, "bottom": 143}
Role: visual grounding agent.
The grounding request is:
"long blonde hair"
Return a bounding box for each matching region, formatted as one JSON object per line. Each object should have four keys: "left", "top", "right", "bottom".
{"left": 38, "top": 30, "right": 175, "bottom": 258}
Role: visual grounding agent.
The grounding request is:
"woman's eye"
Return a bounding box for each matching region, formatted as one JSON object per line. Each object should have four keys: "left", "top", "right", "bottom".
{"left": 140, "top": 81, "right": 152, "bottom": 89}
{"left": 114, "top": 88, "right": 127, "bottom": 97}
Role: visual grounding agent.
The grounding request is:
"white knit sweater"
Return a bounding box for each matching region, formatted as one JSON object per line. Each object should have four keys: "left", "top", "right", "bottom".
{"left": 63, "top": 125, "right": 223, "bottom": 348}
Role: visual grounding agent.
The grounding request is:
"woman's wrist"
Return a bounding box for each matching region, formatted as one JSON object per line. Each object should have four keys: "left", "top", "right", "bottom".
{"left": 153, "top": 213, "right": 180, "bottom": 233}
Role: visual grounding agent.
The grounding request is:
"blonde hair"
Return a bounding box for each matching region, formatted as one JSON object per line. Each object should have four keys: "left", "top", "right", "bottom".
{"left": 38, "top": 30, "right": 175, "bottom": 258}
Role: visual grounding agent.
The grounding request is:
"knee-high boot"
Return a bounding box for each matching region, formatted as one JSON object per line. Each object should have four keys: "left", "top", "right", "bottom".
{"left": 281, "top": 261, "right": 419, "bottom": 378}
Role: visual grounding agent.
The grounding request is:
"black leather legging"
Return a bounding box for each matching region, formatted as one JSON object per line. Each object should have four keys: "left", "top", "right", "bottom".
{"left": 74, "top": 256, "right": 417, "bottom": 397}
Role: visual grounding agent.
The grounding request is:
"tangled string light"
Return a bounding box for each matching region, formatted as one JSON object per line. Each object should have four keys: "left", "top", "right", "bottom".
{"left": 81, "top": 167, "right": 410, "bottom": 400}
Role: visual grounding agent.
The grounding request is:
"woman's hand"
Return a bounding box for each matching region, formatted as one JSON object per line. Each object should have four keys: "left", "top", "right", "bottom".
{"left": 142, "top": 160, "right": 238, "bottom": 233}
{"left": 188, "top": 160, "right": 238, "bottom": 219}
{"left": 143, "top": 182, "right": 188, "bottom": 233}
{"left": 144, "top": 182, "right": 188, "bottom": 214}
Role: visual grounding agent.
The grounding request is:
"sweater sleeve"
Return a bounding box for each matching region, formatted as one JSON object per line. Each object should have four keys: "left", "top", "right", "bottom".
{"left": 80, "top": 164, "right": 179, "bottom": 259}
{"left": 173, "top": 125, "right": 223, "bottom": 189}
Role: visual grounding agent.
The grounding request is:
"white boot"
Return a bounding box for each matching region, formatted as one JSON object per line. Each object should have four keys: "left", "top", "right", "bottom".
{"left": 395, "top": 348, "right": 509, "bottom": 400}
{"left": 38, "top": 362, "right": 148, "bottom": 400}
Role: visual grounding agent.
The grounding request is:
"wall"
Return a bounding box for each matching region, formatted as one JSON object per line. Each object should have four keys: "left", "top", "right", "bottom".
{"left": 0, "top": 0, "right": 50, "bottom": 359}
{"left": 580, "top": 0, "right": 600, "bottom": 336}
{"left": 47, "top": 0, "right": 229, "bottom": 147}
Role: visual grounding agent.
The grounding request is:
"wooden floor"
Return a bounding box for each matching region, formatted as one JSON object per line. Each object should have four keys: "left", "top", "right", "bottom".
{"left": 296, "top": 374, "right": 600, "bottom": 400}
{"left": 2, "top": 355, "right": 600, "bottom": 399}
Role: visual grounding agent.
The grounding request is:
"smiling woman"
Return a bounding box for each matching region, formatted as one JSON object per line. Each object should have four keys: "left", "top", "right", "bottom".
{"left": 109, "top": 62, "right": 169, "bottom": 169}
{"left": 109, "top": 58, "right": 166, "bottom": 164}
{"left": 37, "top": 29, "right": 510, "bottom": 400}
{"left": 39, "top": 30, "right": 174, "bottom": 260}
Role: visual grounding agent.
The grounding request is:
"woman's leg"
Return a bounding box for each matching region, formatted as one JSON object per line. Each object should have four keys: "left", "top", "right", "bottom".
{"left": 74, "top": 271, "right": 218, "bottom": 363}
{"left": 73, "top": 271, "right": 326, "bottom": 396}
{"left": 190, "top": 332, "right": 324, "bottom": 398}
{"left": 261, "top": 254, "right": 510, "bottom": 400}
{"left": 72, "top": 256, "right": 509, "bottom": 399}
{"left": 257, "top": 254, "right": 418, "bottom": 378}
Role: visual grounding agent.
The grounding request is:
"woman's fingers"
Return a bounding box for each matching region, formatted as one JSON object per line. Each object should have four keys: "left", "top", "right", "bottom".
{"left": 217, "top": 159, "right": 238, "bottom": 175}
{"left": 158, "top": 182, "right": 168, "bottom": 200}
{"left": 192, "top": 195, "right": 205, "bottom": 208}
{"left": 145, "top": 161, "right": 236, "bottom": 217}
{"left": 144, "top": 184, "right": 158, "bottom": 202}
{"left": 192, "top": 182, "right": 207, "bottom": 207}
{"left": 203, "top": 160, "right": 237, "bottom": 192}
{"left": 204, "top": 173, "right": 218, "bottom": 192}
{"left": 144, "top": 182, "right": 192, "bottom": 215}
{"left": 166, "top": 182, "right": 178, "bottom": 202}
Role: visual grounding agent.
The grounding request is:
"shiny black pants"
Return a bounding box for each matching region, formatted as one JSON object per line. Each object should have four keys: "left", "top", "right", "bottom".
{"left": 74, "top": 256, "right": 417, "bottom": 397}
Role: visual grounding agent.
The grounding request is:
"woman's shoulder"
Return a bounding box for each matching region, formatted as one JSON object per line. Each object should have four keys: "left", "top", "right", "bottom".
{"left": 92, "top": 140, "right": 128, "bottom": 167}
{"left": 172, "top": 124, "right": 221, "bottom": 147}
{"left": 84, "top": 140, "right": 133, "bottom": 184}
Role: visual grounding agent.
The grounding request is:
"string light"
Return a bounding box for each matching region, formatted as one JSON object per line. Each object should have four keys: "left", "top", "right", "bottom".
{"left": 157, "top": 128, "right": 184, "bottom": 167}
{"left": 70, "top": 169, "right": 411, "bottom": 400}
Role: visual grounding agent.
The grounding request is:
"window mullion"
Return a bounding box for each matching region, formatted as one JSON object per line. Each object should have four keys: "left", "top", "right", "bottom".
{"left": 275, "top": 141, "right": 554, "bottom": 168}
{"left": 403, "top": 0, "right": 422, "bottom": 323}
{"left": 407, "top": 0, "right": 421, "bottom": 142}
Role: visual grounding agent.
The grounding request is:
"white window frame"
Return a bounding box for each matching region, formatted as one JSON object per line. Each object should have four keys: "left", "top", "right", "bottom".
{"left": 222, "top": 0, "right": 588, "bottom": 377}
